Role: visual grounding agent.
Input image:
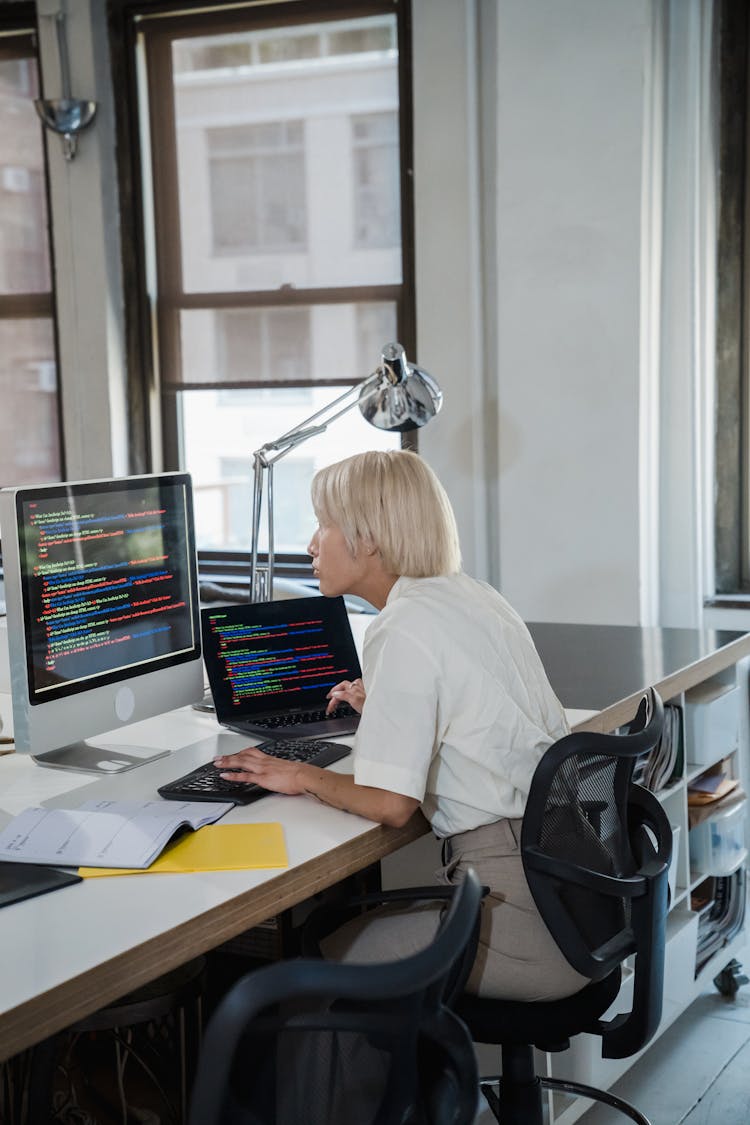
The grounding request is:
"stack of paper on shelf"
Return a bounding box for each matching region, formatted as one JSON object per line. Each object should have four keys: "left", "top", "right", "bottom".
{"left": 634, "top": 703, "right": 682, "bottom": 792}
{"left": 688, "top": 761, "right": 744, "bottom": 828}
{"left": 695, "top": 868, "right": 747, "bottom": 972}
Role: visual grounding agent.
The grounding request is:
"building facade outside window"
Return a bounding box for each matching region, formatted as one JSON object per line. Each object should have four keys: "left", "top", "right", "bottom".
{"left": 352, "top": 111, "right": 400, "bottom": 248}
{"left": 208, "top": 120, "right": 307, "bottom": 254}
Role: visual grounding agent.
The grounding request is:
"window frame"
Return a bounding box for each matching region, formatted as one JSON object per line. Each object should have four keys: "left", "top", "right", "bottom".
{"left": 714, "top": 0, "right": 750, "bottom": 595}
{"left": 114, "top": 0, "right": 416, "bottom": 583}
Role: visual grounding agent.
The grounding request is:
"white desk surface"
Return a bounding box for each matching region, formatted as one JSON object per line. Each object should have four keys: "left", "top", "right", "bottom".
{"left": 0, "top": 600, "right": 594, "bottom": 1063}
{"left": 0, "top": 702, "right": 429, "bottom": 1061}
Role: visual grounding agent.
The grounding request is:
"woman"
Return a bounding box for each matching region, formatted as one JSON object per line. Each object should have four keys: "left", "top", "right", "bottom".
{"left": 214, "top": 449, "right": 587, "bottom": 1001}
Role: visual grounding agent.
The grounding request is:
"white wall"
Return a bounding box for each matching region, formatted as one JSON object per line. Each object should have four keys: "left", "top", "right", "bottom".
{"left": 414, "top": 0, "right": 657, "bottom": 625}
{"left": 495, "top": 0, "right": 652, "bottom": 625}
{"left": 42, "top": 0, "right": 725, "bottom": 630}
{"left": 411, "top": 0, "right": 489, "bottom": 583}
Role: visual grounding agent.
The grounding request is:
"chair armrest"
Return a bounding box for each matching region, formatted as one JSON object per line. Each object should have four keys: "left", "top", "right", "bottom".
{"left": 598, "top": 789, "right": 672, "bottom": 1058}
{"left": 524, "top": 847, "right": 647, "bottom": 898}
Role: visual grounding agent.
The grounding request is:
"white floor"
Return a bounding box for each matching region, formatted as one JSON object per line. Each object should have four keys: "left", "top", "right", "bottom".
{"left": 473, "top": 945, "right": 750, "bottom": 1125}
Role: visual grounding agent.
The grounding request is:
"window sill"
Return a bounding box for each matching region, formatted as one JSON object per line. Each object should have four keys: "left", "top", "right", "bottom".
{"left": 704, "top": 595, "right": 750, "bottom": 609}
{"left": 702, "top": 597, "right": 750, "bottom": 633}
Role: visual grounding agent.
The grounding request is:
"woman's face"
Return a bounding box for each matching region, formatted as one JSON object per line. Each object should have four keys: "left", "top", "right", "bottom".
{"left": 308, "top": 519, "right": 370, "bottom": 599}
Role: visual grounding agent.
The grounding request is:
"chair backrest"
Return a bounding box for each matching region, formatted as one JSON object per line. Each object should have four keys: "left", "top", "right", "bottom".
{"left": 521, "top": 688, "right": 672, "bottom": 1058}
{"left": 188, "top": 867, "right": 483, "bottom": 1125}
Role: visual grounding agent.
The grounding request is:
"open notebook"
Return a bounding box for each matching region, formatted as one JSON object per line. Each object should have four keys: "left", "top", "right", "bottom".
{"left": 201, "top": 596, "right": 362, "bottom": 738}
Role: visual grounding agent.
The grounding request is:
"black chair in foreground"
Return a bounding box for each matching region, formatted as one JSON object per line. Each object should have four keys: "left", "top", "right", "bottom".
{"left": 187, "top": 867, "right": 483, "bottom": 1125}
{"left": 455, "top": 686, "right": 671, "bottom": 1125}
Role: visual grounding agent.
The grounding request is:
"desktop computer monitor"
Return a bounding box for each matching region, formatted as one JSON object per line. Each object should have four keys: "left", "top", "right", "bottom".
{"left": 0, "top": 472, "right": 203, "bottom": 774}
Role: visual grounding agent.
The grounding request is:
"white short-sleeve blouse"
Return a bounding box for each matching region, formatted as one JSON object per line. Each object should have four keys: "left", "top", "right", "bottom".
{"left": 352, "top": 573, "right": 569, "bottom": 837}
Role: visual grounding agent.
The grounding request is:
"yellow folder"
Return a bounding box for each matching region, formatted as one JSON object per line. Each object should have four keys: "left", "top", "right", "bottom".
{"left": 78, "top": 822, "right": 288, "bottom": 878}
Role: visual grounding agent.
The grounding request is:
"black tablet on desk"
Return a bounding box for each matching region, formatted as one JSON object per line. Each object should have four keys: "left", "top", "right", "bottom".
{"left": 0, "top": 862, "right": 82, "bottom": 908}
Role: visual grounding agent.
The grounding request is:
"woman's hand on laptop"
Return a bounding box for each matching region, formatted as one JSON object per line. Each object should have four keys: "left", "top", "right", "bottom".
{"left": 326, "top": 677, "right": 365, "bottom": 715}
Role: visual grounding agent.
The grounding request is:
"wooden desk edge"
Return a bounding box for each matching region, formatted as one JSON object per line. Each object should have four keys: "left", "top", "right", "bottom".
{"left": 0, "top": 813, "right": 429, "bottom": 1061}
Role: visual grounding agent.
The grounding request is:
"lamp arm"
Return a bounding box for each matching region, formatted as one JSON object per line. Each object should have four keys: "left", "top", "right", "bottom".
{"left": 255, "top": 378, "right": 384, "bottom": 465}
{"left": 249, "top": 378, "right": 378, "bottom": 601}
{"left": 250, "top": 455, "right": 265, "bottom": 601}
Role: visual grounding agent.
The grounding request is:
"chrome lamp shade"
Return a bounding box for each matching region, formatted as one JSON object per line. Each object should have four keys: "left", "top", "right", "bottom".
{"left": 358, "top": 342, "right": 442, "bottom": 432}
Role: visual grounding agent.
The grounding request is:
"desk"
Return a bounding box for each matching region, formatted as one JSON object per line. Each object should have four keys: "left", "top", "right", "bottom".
{"left": 524, "top": 622, "right": 750, "bottom": 1125}
{"left": 2, "top": 620, "right": 750, "bottom": 1093}
{"left": 0, "top": 706, "right": 427, "bottom": 1062}
{"left": 528, "top": 622, "right": 750, "bottom": 732}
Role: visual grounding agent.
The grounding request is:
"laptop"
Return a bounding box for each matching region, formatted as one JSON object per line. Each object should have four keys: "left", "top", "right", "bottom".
{"left": 201, "top": 596, "right": 362, "bottom": 739}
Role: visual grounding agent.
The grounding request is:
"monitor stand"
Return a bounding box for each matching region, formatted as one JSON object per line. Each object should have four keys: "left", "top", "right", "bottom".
{"left": 32, "top": 741, "right": 170, "bottom": 775}
{"left": 191, "top": 688, "right": 216, "bottom": 714}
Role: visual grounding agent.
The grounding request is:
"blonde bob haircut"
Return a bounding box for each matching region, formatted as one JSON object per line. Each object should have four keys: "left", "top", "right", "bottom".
{"left": 311, "top": 449, "right": 462, "bottom": 577}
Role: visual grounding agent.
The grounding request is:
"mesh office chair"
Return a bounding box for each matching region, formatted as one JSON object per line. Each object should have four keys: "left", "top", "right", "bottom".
{"left": 187, "top": 867, "right": 483, "bottom": 1125}
{"left": 455, "top": 687, "right": 671, "bottom": 1125}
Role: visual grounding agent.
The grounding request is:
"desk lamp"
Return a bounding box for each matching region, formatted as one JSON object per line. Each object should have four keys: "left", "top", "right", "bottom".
{"left": 249, "top": 342, "right": 442, "bottom": 602}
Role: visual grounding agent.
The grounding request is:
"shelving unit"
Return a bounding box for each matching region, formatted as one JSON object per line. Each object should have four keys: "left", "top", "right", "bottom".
{"left": 683, "top": 672, "right": 747, "bottom": 987}
{"left": 522, "top": 626, "right": 750, "bottom": 1125}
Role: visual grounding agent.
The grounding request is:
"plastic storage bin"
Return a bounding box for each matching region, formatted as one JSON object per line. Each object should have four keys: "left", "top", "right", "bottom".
{"left": 684, "top": 683, "right": 739, "bottom": 766}
{"left": 689, "top": 798, "right": 747, "bottom": 877}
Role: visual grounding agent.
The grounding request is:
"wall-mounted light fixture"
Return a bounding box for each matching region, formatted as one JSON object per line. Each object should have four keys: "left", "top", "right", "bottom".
{"left": 35, "top": 10, "right": 97, "bottom": 160}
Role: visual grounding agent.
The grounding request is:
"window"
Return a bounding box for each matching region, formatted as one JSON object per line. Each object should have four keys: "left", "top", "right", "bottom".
{"left": 0, "top": 25, "right": 61, "bottom": 488}
{"left": 217, "top": 307, "right": 311, "bottom": 383}
{"left": 208, "top": 121, "right": 307, "bottom": 254}
{"left": 353, "top": 112, "right": 400, "bottom": 248}
{"left": 132, "top": 2, "right": 414, "bottom": 569}
{"left": 204, "top": 453, "right": 315, "bottom": 553}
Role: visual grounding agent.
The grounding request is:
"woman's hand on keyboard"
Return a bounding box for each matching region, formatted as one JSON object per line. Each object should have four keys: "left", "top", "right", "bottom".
{"left": 214, "top": 746, "right": 306, "bottom": 794}
{"left": 215, "top": 743, "right": 419, "bottom": 827}
{"left": 326, "top": 677, "right": 365, "bottom": 715}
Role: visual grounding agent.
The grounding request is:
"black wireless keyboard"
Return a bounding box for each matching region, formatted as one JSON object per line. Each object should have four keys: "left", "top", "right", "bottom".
{"left": 157, "top": 739, "right": 351, "bottom": 806}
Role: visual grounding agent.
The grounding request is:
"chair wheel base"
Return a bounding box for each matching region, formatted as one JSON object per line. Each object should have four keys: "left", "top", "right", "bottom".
{"left": 540, "top": 1077, "right": 651, "bottom": 1125}
{"left": 477, "top": 1075, "right": 651, "bottom": 1125}
{"left": 479, "top": 1080, "right": 501, "bottom": 1119}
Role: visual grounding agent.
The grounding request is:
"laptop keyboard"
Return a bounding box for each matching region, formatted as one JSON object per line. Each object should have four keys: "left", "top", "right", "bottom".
{"left": 157, "top": 739, "right": 351, "bottom": 805}
{"left": 248, "top": 703, "right": 357, "bottom": 730}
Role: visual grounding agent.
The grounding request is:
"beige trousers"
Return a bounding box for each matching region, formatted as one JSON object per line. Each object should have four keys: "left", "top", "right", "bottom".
{"left": 322, "top": 817, "right": 589, "bottom": 1001}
